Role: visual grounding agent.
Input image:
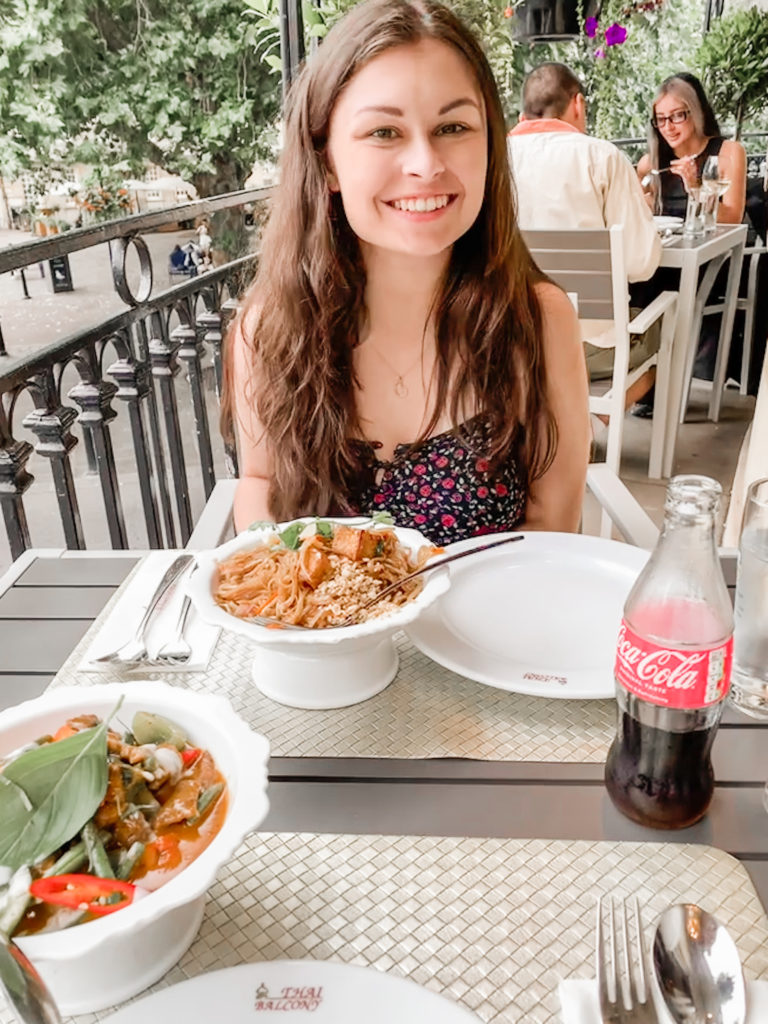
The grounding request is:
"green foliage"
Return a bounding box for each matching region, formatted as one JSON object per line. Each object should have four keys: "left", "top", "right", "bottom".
{"left": 697, "top": 6, "right": 768, "bottom": 140}
{"left": 540, "top": 0, "right": 706, "bottom": 141}
{"left": 244, "top": 0, "right": 358, "bottom": 78}
{"left": 0, "top": 0, "right": 281, "bottom": 194}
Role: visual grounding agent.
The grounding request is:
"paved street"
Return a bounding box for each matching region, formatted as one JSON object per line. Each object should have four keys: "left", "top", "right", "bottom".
{"left": 0, "top": 226, "right": 199, "bottom": 359}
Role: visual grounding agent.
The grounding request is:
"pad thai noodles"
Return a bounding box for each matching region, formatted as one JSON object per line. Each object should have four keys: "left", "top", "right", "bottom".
{"left": 213, "top": 521, "right": 440, "bottom": 628}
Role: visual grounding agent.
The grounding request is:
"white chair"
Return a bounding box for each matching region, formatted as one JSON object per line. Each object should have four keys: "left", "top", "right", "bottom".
{"left": 187, "top": 470, "right": 660, "bottom": 553}
{"left": 722, "top": 342, "right": 768, "bottom": 546}
{"left": 189, "top": 239, "right": 665, "bottom": 552}
{"left": 522, "top": 226, "right": 678, "bottom": 480}
{"left": 683, "top": 243, "right": 761, "bottom": 423}
{"left": 736, "top": 243, "right": 767, "bottom": 396}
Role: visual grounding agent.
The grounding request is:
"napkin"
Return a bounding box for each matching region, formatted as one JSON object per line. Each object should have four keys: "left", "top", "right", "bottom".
{"left": 559, "top": 977, "right": 768, "bottom": 1023}
{"left": 81, "top": 551, "right": 219, "bottom": 671}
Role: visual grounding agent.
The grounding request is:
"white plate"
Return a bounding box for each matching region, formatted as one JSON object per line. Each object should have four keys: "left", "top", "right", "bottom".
{"left": 653, "top": 215, "right": 683, "bottom": 231}
{"left": 104, "top": 960, "right": 480, "bottom": 1023}
{"left": 406, "top": 532, "right": 648, "bottom": 699}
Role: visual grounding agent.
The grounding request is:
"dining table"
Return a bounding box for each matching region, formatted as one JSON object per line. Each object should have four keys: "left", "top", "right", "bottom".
{"left": 656, "top": 221, "right": 747, "bottom": 479}
{"left": 2, "top": 544, "right": 768, "bottom": 1023}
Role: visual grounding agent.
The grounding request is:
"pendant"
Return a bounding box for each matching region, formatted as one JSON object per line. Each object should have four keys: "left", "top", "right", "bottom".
{"left": 394, "top": 376, "right": 408, "bottom": 398}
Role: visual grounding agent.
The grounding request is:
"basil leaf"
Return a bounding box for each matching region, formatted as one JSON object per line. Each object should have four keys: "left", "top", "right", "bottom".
{"left": 316, "top": 520, "right": 333, "bottom": 539}
{"left": 0, "top": 715, "right": 113, "bottom": 872}
{"left": 372, "top": 511, "right": 395, "bottom": 526}
{"left": 278, "top": 521, "right": 304, "bottom": 550}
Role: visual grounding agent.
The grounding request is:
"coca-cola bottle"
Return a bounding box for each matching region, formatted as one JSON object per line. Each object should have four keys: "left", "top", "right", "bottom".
{"left": 605, "top": 474, "right": 733, "bottom": 829}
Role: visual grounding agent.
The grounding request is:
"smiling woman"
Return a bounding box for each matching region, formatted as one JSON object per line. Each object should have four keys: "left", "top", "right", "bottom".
{"left": 637, "top": 72, "right": 746, "bottom": 224}
{"left": 222, "top": 0, "right": 590, "bottom": 546}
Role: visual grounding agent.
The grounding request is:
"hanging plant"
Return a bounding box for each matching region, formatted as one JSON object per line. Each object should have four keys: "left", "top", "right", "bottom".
{"left": 584, "top": 10, "right": 628, "bottom": 59}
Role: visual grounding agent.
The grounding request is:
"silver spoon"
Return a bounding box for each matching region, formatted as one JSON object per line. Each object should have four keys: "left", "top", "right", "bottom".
{"left": 653, "top": 903, "right": 746, "bottom": 1024}
{"left": 641, "top": 168, "right": 672, "bottom": 188}
{"left": 0, "top": 932, "right": 62, "bottom": 1024}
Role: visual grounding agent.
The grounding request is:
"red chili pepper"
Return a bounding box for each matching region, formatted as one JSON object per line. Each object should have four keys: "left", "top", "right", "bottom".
{"left": 181, "top": 747, "right": 202, "bottom": 767}
{"left": 29, "top": 874, "right": 135, "bottom": 916}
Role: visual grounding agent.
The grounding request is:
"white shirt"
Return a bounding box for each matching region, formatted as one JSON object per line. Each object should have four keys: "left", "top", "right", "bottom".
{"left": 507, "top": 122, "right": 661, "bottom": 283}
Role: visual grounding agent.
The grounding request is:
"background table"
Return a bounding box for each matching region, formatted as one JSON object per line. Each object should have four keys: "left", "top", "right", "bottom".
{"left": 657, "top": 223, "right": 747, "bottom": 477}
{"left": 2, "top": 548, "right": 768, "bottom": 909}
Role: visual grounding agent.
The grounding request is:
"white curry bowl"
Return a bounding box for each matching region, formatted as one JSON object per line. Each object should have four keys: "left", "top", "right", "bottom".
{"left": 0, "top": 681, "right": 270, "bottom": 1015}
{"left": 187, "top": 517, "right": 451, "bottom": 710}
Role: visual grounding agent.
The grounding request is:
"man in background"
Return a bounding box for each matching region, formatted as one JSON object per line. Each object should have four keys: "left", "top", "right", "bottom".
{"left": 508, "top": 62, "right": 661, "bottom": 406}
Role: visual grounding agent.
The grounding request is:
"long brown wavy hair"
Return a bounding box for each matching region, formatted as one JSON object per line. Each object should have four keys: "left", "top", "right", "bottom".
{"left": 222, "top": 0, "right": 555, "bottom": 521}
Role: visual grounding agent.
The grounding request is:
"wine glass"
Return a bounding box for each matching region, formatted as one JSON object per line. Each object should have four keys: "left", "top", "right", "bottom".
{"left": 701, "top": 156, "right": 731, "bottom": 232}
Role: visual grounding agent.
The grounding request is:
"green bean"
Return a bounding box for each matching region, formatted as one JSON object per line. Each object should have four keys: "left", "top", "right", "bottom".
{"left": 83, "top": 821, "right": 114, "bottom": 879}
{"left": 188, "top": 783, "right": 224, "bottom": 826}
{"left": 131, "top": 711, "right": 188, "bottom": 750}
{"left": 44, "top": 840, "right": 87, "bottom": 877}
{"left": 116, "top": 841, "right": 146, "bottom": 881}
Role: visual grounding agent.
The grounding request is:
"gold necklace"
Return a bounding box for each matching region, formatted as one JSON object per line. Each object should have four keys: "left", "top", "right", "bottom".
{"left": 368, "top": 345, "right": 424, "bottom": 398}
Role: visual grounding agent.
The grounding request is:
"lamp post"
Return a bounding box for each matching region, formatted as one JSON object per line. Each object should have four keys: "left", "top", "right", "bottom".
{"left": 703, "top": 0, "right": 724, "bottom": 33}
{"left": 279, "top": 0, "right": 306, "bottom": 100}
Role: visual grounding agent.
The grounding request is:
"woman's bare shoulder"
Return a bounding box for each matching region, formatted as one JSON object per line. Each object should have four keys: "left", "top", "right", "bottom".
{"left": 720, "top": 138, "right": 746, "bottom": 162}
{"left": 533, "top": 279, "right": 577, "bottom": 320}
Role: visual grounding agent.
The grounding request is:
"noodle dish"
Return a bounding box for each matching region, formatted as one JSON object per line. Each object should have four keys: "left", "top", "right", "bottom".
{"left": 213, "top": 515, "right": 440, "bottom": 629}
{"left": 188, "top": 516, "right": 451, "bottom": 646}
{"left": 187, "top": 518, "right": 452, "bottom": 709}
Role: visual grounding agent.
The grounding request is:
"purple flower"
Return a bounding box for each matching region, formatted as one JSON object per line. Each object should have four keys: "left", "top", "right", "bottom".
{"left": 594, "top": 47, "right": 606, "bottom": 58}
{"left": 584, "top": 16, "right": 598, "bottom": 37}
{"left": 605, "top": 22, "right": 628, "bottom": 45}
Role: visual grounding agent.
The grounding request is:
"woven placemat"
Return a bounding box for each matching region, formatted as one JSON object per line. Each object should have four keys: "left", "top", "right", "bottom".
{"left": 4, "top": 835, "right": 766, "bottom": 1024}
{"left": 50, "top": 557, "right": 616, "bottom": 762}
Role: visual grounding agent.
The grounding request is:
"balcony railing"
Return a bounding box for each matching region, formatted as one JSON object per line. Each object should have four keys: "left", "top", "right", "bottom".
{"left": 0, "top": 188, "right": 273, "bottom": 564}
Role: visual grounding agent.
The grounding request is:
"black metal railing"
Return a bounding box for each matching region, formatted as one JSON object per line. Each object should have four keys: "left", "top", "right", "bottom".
{"left": 0, "top": 187, "right": 273, "bottom": 563}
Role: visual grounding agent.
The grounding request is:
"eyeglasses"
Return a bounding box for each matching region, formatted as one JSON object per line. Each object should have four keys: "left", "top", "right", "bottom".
{"left": 651, "top": 109, "right": 690, "bottom": 129}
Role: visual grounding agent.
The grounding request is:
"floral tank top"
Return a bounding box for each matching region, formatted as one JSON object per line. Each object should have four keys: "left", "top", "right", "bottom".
{"left": 346, "top": 417, "right": 527, "bottom": 547}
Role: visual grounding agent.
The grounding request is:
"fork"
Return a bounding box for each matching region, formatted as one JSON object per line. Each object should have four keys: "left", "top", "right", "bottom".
{"left": 597, "top": 895, "right": 658, "bottom": 1024}
{"left": 155, "top": 595, "right": 194, "bottom": 665}
{"left": 94, "top": 554, "right": 193, "bottom": 664}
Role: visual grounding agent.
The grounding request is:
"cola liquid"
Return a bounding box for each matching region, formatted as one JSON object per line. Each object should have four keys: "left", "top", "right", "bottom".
{"left": 605, "top": 701, "right": 717, "bottom": 830}
{"left": 605, "top": 476, "right": 733, "bottom": 830}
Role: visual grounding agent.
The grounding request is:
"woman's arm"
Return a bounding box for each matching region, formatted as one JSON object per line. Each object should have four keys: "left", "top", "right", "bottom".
{"left": 522, "top": 282, "right": 590, "bottom": 532}
{"left": 716, "top": 139, "right": 746, "bottom": 224}
{"left": 228, "top": 317, "right": 274, "bottom": 532}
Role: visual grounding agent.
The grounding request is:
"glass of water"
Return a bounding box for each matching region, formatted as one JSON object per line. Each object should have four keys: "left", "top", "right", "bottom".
{"left": 731, "top": 477, "right": 768, "bottom": 718}
{"left": 682, "top": 186, "right": 706, "bottom": 238}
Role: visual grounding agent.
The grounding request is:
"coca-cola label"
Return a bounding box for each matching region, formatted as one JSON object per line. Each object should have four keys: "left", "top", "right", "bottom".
{"left": 615, "top": 619, "right": 733, "bottom": 708}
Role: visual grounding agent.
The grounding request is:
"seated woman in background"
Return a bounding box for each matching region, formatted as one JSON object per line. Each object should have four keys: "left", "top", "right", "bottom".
{"left": 637, "top": 72, "right": 745, "bottom": 223}
{"left": 630, "top": 73, "right": 746, "bottom": 417}
{"left": 222, "top": 0, "right": 589, "bottom": 545}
